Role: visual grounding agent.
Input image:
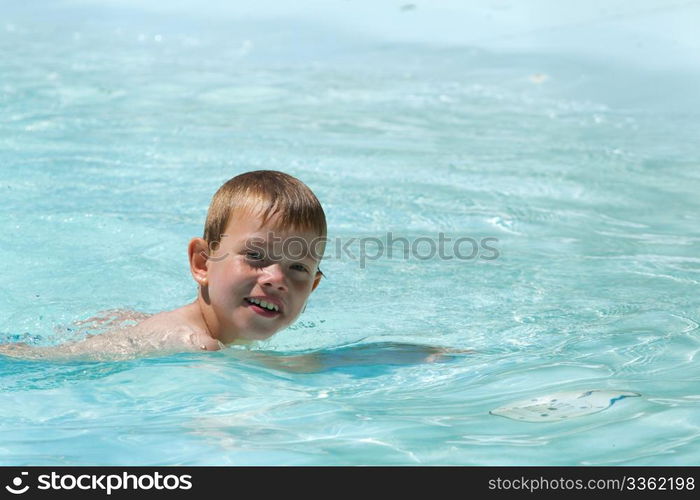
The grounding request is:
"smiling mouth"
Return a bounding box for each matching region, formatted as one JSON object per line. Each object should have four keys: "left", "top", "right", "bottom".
{"left": 244, "top": 297, "right": 282, "bottom": 317}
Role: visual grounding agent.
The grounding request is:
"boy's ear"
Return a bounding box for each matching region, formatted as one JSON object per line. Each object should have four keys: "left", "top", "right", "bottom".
{"left": 188, "top": 238, "right": 210, "bottom": 285}
{"left": 311, "top": 270, "right": 323, "bottom": 292}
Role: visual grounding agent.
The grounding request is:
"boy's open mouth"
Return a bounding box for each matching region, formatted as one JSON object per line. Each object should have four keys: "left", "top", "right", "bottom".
{"left": 244, "top": 297, "right": 282, "bottom": 317}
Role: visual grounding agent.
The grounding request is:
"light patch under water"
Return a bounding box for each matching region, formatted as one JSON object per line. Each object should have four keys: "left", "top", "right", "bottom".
{"left": 490, "top": 390, "right": 642, "bottom": 422}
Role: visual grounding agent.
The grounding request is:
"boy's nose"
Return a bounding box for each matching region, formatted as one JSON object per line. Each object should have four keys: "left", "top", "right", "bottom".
{"left": 260, "top": 263, "right": 288, "bottom": 292}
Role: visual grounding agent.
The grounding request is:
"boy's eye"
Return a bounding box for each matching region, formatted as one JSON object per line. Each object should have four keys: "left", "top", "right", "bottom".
{"left": 291, "top": 263, "right": 309, "bottom": 273}
{"left": 245, "top": 251, "right": 309, "bottom": 273}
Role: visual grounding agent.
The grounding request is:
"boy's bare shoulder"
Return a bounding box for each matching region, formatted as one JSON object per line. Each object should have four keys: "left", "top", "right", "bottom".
{"left": 133, "top": 306, "right": 221, "bottom": 350}
{"left": 130, "top": 308, "right": 190, "bottom": 335}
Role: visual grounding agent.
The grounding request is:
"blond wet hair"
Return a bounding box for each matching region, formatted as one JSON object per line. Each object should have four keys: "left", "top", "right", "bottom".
{"left": 203, "top": 170, "right": 327, "bottom": 265}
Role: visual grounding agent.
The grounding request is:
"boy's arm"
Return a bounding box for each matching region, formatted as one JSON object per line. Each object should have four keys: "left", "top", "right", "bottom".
{"left": 235, "top": 342, "right": 474, "bottom": 374}
{"left": 0, "top": 342, "right": 72, "bottom": 360}
{"left": 0, "top": 324, "right": 185, "bottom": 362}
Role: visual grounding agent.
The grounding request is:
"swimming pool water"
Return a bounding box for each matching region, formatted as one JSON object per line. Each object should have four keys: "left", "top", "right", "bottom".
{"left": 1, "top": 0, "right": 700, "bottom": 465}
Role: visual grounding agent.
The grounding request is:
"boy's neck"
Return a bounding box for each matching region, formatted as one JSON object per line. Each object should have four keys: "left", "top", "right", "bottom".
{"left": 191, "top": 295, "right": 247, "bottom": 346}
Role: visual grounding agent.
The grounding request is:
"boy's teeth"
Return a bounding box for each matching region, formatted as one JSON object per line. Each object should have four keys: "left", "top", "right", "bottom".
{"left": 247, "top": 297, "right": 279, "bottom": 312}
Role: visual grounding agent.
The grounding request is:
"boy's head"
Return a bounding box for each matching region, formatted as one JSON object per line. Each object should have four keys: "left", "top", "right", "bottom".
{"left": 188, "top": 170, "right": 327, "bottom": 344}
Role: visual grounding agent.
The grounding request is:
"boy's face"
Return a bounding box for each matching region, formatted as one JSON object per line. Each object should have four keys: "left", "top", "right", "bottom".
{"left": 195, "top": 211, "right": 323, "bottom": 343}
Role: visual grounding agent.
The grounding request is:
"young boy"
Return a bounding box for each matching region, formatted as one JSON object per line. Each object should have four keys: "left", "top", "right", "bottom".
{"left": 1, "top": 170, "right": 467, "bottom": 367}
{"left": 0, "top": 170, "right": 327, "bottom": 360}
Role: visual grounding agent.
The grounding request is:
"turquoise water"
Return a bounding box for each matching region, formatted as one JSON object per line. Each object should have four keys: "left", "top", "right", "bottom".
{"left": 1, "top": 0, "right": 700, "bottom": 465}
